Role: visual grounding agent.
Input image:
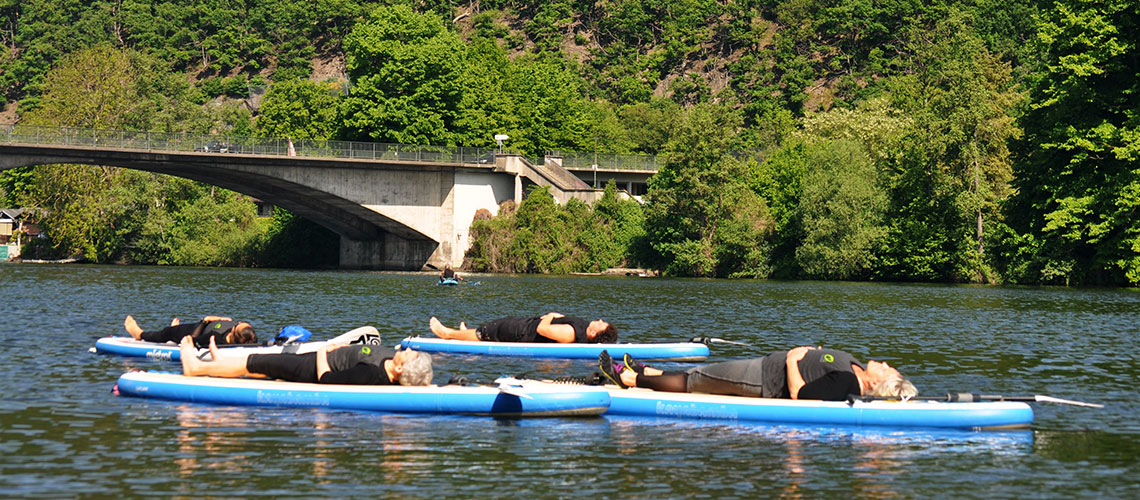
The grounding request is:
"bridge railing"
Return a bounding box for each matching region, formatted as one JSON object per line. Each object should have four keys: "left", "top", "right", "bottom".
{"left": 0, "top": 124, "right": 656, "bottom": 171}
{"left": 555, "top": 151, "right": 660, "bottom": 171}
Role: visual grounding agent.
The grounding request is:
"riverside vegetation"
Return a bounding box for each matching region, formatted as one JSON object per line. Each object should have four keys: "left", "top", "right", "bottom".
{"left": 0, "top": 1, "right": 1136, "bottom": 285}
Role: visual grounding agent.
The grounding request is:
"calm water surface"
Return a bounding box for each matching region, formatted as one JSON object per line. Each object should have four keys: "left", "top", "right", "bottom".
{"left": 1, "top": 264, "right": 1137, "bottom": 498}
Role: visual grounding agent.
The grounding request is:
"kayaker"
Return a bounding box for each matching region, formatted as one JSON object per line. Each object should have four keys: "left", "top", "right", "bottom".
{"left": 599, "top": 347, "right": 917, "bottom": 401}
{"left": 429, "top": 313, "right": 618, "bottom": 344}
{"left": 124, "top": 314, "right": 257, "bottom": 348}
{"left": 178, "top": 335, "right": 433, "bottom": 386}
{"left": 440, "top": 264, "right": 464, "bottom": 282}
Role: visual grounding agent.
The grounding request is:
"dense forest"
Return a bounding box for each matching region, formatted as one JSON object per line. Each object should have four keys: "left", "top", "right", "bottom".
{"left": 0, "top": 0, "right": 1136, "bottom": 285}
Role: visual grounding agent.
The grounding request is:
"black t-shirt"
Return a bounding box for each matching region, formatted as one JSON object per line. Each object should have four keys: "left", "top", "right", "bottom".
{"left": 795, "top": 349, "right": 863, "bottom": 401}
{"left": 318, "top": 345, "right": 396, "bottom": 385}
{"left": 478, "top": 316, "right": 589, "bottom": 343}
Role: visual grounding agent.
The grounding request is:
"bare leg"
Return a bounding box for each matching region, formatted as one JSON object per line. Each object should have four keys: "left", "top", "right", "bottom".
{"left": 429, "top": 316, "right": 480, "bottom": 341}
{"left": 124, "top": 315, "right": 144, "bottom": 340}
{"left": 620, "top": 369, "right": 639, "bottom": 387}
{"left": 180, "top": 336, "right": 256, "bottom": 378}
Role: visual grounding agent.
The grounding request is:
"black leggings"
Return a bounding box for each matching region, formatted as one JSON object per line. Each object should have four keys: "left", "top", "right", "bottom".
{"left": 139, "top": 323, "right": 226, "bottom": 347}
{"left": 246, "top": 352, "right": 318, "bottom": 383}
{"left": 637, "top": 358, "right": 767, "bottom": 397}
{"left": 635, "top": 371, "right": 689, "bottom": 393}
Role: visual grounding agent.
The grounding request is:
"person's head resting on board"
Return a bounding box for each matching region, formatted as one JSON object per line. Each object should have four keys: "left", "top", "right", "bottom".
{"left": 586, "top": 320, "right": 618, "bottom": 344}
{"left": 862, "top": 359, "right": 918, "bottom": 398}
{"left": 392, "top": 348, "right": 434, "bottom": 386}
{"left": 226, "top": 322, "right": 257, "bottom": 345}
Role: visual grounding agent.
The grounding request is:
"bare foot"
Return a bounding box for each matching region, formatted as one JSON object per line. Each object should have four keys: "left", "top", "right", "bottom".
{"left": 170, "top": 317, "right": 180, "bottom": 326}
{"left": 208, "top": 335, "right": 220, "bottom": 362}
{"left": 179, "top": 336, "right": 202, "bottom": 376}
{"left": 124, "top": 315, "right": 143, "bottom": 340}
{"left": 429, "top": 316, "right": 449, "bottom": 336}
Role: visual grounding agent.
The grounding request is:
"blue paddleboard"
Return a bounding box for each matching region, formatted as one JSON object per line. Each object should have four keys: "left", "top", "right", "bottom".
{"left": 400, "top": 336, "right": 710, "bottom": 361}
{"left": 116, "top": 372, "right": 611, "bottom": 417}
{"left": 603, "top": 388, "right": 1033, "bottom": 429}
{"left": 93, "top": 326, "right": 383, "bottom": 362}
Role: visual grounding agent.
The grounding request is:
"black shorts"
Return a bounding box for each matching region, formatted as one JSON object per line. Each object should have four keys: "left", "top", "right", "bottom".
{"left": 475, "top": 317, "right": 529, "bottom": 342}
{"left": 246, "top": 352, "right": 318, "bottom": 383}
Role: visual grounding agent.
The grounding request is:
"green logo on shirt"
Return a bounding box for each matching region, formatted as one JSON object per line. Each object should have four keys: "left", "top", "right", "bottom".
{"left": 823, "top": 353, "right": 834, "bottom": 363}
{"left": 362, "top": 346, "right": 371, "bottom": 355}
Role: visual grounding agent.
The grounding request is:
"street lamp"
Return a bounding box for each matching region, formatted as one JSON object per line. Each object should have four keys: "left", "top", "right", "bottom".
{"left": 494, "top": 134, "right": 509, "bottom": 154}
{"left": 592, "top": 136, "right": 598, "bottom": 188}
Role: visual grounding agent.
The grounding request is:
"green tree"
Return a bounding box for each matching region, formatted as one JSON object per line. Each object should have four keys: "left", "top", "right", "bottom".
{"left": 1008, "top": 0, "right": 1140, "bottom": 284}
{"left": 795, "top": 139, "right": 887, "bottom": 279}
{"left": 885, "top": 11, "right": 1023, "bottom": 282}
{"left": 339, "top": 5, "right": 466, "bottom": 145}
{"left": 643, "top": 102, "right": 772, "bottom": 277}
{"left": 255, "top": 79, "right": 340, "bottom": 140}
{"left": 21, "top": 44, "right": 139, "bottom": 128}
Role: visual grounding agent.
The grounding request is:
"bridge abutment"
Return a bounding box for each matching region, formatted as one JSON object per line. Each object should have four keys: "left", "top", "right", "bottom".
{"left": 339, "top": 236, "right": 439, "bottom": 270}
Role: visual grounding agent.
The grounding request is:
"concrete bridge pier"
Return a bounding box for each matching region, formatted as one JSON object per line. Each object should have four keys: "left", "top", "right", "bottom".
{"left": 339, "top": 236, "right": 439, "bottom": 270}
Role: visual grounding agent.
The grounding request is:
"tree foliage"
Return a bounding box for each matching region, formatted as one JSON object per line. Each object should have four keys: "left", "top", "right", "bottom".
{"left": 1007, "top": 0, "right": 1140, "bottom": 285}
{"left": 464, "top": 182, "right": 646, "bottom": 274}
{"left": 340, "top": 5, "right": 466, "bottom": 145}
{"left": 643, "top": 102, "right": 772, "bottom": 277}
{"left": 255, "top": 79, "right": 340, "bottom": 140}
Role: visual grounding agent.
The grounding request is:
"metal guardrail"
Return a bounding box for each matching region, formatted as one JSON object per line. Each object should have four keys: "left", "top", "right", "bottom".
{"left": 557, "top": 152, "right": 660, "bottom": 171}
{"left": 0, "top": 124, "right": 659, "bottom": 171}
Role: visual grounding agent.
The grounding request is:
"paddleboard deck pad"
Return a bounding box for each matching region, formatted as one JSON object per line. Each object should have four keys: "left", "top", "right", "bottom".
{"left": 116, "top": 371, "right": 611, "bottom": 417}
{"left": 93, "top": 326, "right": 383, "bottom": 362}
{"left": 604, "top": 387, "right": 1033, "bottom": 430}
{"left": 400, "top": 337, "right": 709, "bottom": 361}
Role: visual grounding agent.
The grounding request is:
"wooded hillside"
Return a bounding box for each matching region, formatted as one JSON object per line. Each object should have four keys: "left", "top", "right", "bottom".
{"left": 1, "top": 0, "right": 1136, "bottom": 285}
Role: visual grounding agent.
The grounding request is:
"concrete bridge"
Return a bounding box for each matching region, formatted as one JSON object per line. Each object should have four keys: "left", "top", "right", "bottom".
{"left": 0, "top": 127, "right": 656, "bottom": 270}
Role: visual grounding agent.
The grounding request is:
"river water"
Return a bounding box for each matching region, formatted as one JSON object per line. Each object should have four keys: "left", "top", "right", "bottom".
{"left": 1, "top": 264, "right": 1137, "bottom": 498}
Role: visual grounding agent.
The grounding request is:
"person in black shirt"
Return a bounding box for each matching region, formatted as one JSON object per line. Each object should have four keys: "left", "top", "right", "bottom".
{"left": 124, "top": 315, "right": 257, "bottom": 348}
{"left": 429, "top": 312, "right": 618, "bottom": 344}
{"left": 439, "top": 264, "right": 464, "bottom": 282}
{"left": 600, "top": 346, "right": 917, "bottom": 401}
{"left": 178, "top": 335, "right": 433, "bottom": 386}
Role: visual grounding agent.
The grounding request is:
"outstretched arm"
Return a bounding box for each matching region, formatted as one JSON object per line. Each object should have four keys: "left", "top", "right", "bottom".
{"left": 535, "top": 313, "right": 576, "bottom": 343}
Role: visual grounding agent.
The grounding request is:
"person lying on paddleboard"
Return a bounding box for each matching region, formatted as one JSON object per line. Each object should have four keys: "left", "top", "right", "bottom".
{"left": 429, "top": 313, "right": 618, "bottom": 344}
{"left": 440, "top": 264, "right": 465, "bottom": 282}
{"left": 179, "top": 335, "right": 434, "bottom": 386}
{"left": 598, "top": 347, "right": 917, "bottom": 401}
{"left": 124, "top": 315, "right": 257, "bottom": 348}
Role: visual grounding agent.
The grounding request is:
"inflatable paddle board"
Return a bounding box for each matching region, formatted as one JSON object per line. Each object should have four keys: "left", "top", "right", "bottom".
{"left": 93, "top": 326, "right": 383, "bottom": 362}
{"left": 400, "top": 336, "right": 710, "bottom": 361}
{"left": 603, "top": 387, "right": 1034, "bottom": 430}
{"left": 115, "top": 372, "right": 611, "bottom": 417}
